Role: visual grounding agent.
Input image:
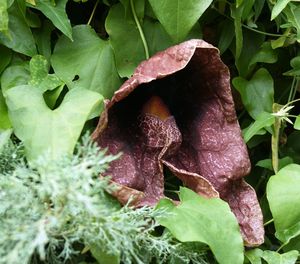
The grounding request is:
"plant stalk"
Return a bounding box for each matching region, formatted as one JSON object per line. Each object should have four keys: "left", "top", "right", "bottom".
{"left": 130, "top": 0, "right": 149, "bottom": 59}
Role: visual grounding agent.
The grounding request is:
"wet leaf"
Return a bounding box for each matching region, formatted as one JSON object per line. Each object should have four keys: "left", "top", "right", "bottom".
{"left": 156, "top": 188, "right": 244, "bottom": 264}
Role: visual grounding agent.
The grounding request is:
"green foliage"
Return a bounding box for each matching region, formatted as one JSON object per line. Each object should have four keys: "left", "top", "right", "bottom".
{"left": 233, "top": 68, "right": 274, "bottom": 119}
{"left": 0, "top": 138, "right": 208, "bottom": 264}
{"left": 267, "top": 164, "right": 300, "bottom": 244}
{"left": 0, "top": 0, "right": 37, "bottom": 56}
{"left": 243, "top": 112, "right": 275, "bottom": 143}
{"left": 1, "top": 0, "right": 300, "bottom": 262}
{"left": 245, "top": 248, "right": 299, "bottom": 264}
{"left": 156, "top": 188, "right": 244, "bottom": 264}
{"left": 6, "top": 86, "right": 102, "bottom": 161}
{"left": 148, "top": 0, "right": 212, "bottom": 43}
{"left": 29, "top": 0, "right": 72, "bottom": 40}
{"left": 51, "top": 25, "right": 121, "bottom": 97}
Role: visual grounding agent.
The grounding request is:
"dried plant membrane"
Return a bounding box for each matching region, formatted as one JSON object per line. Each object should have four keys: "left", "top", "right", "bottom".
{"left": 92, "top": 39, "right": 264, "bottom": 246}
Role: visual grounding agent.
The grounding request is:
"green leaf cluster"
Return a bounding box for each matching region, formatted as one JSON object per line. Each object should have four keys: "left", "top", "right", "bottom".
{"left": 1, "top": 0, "right": 300, "bottom": 263}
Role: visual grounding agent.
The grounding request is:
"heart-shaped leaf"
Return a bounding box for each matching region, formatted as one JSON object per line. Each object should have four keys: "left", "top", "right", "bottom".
{"left": 148, "top": 0, "right": 212, "bottom": 42}
{"left": 51, "top": 25, "right": 121, "bottom": 98}
{"left": 156, "top": 187, "right": 244, "bottom": 264}
{"left": 233, "top": 68, "right": 274, "bottom": 119}
{"left": 5, "top": 85, "right": 103, "bottom": 161}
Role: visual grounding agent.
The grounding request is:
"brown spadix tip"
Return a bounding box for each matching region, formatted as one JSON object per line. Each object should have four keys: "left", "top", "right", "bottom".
{"left": 141, "top": 95, "right": 171, "bottom": 120}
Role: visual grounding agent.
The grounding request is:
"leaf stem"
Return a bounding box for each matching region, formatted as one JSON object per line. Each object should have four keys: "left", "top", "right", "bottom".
{"left": 130, "top": 0, "right": 149, "bottom": 59}
{"left": 287, "top": 77, "right": 296, "bottom": 103}
{"left": 241, "top": 24, "right": 284, "bottom": 37}
{"left": 264, "top": 218, "right": 274, "bottom": 226}
{"left": 276, "top": 242, "right": 288, "bottom": 253}
{"left": 87, "top": 0, "right": 100, "bottom": 26}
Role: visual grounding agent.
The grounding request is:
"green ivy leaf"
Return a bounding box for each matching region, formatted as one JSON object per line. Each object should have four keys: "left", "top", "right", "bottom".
{"left": 284, "top": 4, "right": 300, "bottom": 43}
{"left": 233, "top": 68, "right": 274, "bottom": 119}
{"left": 267, "top": 164, "right": 300, "bottom": 244}
{"left": 0, "top": 0, "right": 37, "bottom": 56}
{"left": 29, "top": 0, "right": 72, "bottom": 40}
{"left": 271, "top": 0, "right": 291, "bottom": 20}
{"left": 156, "top": 187, "right": 244, "bottom": 264}
{"left": 262, "top": 250, "right": 299, "bottom": 264}
{"left": 284, "top": 56, "right": 300, "bottom": 76}
{"left": 148, "top": 0, "right": 212, "bottom": 43}
{"left": 245, "top": 249, "right": 299, "bottom": 264}
{"left": 51, "top": 25, "right": 121, "bottom": 98}
{"left": 249, "top": 42, "right": 278, "bottom": 67}
{"left": 5, "top": 85, "right": 103, "bottom": 161}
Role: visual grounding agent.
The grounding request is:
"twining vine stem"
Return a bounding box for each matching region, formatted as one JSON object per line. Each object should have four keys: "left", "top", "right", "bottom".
{"left": 87, "top": 0, "right": 100, "bottom": 26}
{"left": 130, "top": 0, "right": 150, "bottom": 59}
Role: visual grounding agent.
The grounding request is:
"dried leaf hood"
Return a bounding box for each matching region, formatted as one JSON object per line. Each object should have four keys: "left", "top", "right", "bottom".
{"left": 92, "top": 39, "right": 264, "bottom": 246}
